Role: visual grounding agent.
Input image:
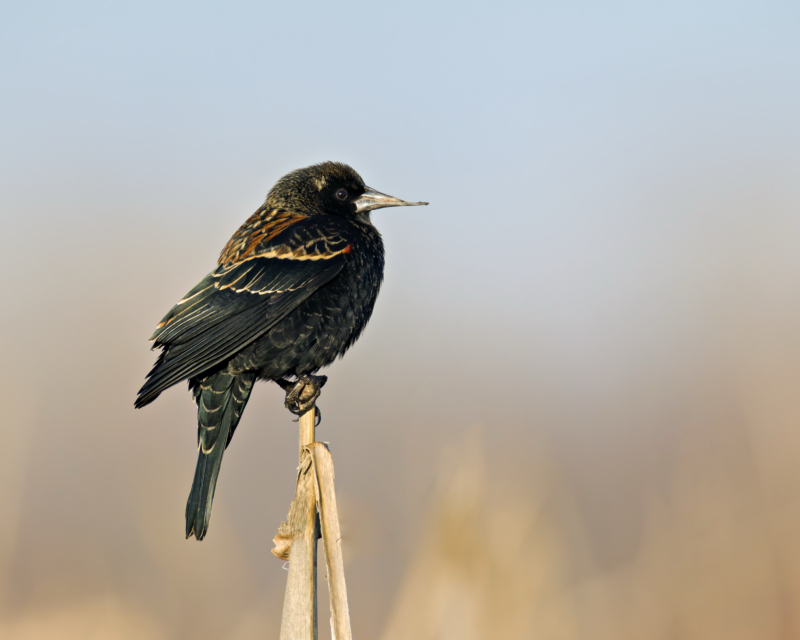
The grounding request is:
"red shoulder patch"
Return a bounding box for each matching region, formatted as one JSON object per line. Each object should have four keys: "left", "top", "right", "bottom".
{"left": 218, "top": 209, "right": 306, "bottom": 266}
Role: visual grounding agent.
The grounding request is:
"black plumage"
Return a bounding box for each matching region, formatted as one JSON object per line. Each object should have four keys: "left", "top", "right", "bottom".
{"left": 135, "top": 162, "right": 426, "bottom": 540}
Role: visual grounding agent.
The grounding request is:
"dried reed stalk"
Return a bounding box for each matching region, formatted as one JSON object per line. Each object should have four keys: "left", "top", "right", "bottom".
{"left": 273, "top": 405, "right": 353, "bottom": 640}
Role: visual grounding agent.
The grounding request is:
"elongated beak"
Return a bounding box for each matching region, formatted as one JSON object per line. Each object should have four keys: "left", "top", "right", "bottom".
{"left": 355, "top": 187, "right": 429, "bottom": 213}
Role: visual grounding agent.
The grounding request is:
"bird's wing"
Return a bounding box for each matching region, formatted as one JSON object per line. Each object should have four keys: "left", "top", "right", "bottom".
{"left": 135, "top": 215, "right": 352, "bottom": 407}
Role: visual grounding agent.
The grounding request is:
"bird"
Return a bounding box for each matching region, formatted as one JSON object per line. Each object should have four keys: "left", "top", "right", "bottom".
{"left": 135, "top": 161, "right": 427, "bottom": 540}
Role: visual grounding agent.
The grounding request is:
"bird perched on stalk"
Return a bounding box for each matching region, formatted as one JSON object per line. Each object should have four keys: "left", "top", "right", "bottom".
{"left": 135, "top": 162, "right": 427, "bottom": 540}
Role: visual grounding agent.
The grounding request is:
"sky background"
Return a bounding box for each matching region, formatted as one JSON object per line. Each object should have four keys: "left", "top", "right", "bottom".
{"left": 2, "top": 1, "right": 800, "bottom": 638}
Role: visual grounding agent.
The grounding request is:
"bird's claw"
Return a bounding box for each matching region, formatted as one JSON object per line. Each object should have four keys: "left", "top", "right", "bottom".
{"left": 291, "top": 407, "right": 322, "bottom": 426}
{"left": 279, "top": 375, "right": 327, "bottom": 420}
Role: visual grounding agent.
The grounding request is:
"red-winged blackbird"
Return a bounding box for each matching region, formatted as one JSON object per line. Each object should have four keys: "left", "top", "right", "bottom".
{"left": 135, "top": 162, "right": 427, "bottom": 540}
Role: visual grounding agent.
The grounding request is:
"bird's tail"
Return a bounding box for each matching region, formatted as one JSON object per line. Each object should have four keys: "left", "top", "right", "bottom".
{"left": 186, "top": 370, "right": 256, "bottom": 540}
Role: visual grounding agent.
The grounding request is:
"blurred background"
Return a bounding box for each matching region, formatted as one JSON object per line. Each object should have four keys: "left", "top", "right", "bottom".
{"left": 2, "top": 1, "right": 800, "bottom": 638}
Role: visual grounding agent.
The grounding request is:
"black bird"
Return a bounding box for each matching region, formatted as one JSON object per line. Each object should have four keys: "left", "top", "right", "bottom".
{"left": 135, "top": 162, "right": 427, "bottom": 540}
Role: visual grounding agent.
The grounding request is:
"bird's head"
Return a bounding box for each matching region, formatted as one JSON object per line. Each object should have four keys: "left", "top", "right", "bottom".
{"left": 266, "top": 161, "right": 427, "bottom": 222}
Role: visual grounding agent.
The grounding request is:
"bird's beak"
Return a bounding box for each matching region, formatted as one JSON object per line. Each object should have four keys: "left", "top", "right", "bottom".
{"left": 355, "top": 187, "right": 429, "bottom": 213}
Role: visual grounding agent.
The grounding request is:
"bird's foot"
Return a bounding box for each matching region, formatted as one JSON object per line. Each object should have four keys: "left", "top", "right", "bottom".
{"left": 277, "top": 375, "right": 327, "bottom": 421}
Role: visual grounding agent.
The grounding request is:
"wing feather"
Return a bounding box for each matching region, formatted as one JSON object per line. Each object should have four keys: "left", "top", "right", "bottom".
{"left": 135, "top": 217, "right": 351, "bottom": 408}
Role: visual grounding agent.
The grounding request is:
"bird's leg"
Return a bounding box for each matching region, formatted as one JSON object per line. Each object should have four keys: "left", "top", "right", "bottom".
{"left": 278, "top": 374, "right": 327, "bottom": 419}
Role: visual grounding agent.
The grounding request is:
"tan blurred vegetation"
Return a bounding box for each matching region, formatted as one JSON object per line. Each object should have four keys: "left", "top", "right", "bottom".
{"left": 4, "top": 366, "right": 800, "bottom": 639}
{"left": 381, "top": 415, "right": 800, "bottom": 640}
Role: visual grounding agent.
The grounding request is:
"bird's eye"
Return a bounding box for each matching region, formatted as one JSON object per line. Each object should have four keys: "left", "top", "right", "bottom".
{"left": 335, "top": 189, "right": 348, "bottom": 201}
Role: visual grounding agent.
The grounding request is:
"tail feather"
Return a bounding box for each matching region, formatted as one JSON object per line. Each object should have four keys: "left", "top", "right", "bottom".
{"left": 185, "top": 370, "right": 255, "bottom": 540}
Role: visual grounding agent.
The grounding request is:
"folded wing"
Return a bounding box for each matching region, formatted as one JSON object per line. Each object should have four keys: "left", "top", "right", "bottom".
{"left": 135, "top": 215, "right": 352, "bottom": 407}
